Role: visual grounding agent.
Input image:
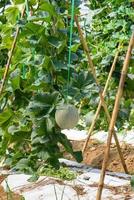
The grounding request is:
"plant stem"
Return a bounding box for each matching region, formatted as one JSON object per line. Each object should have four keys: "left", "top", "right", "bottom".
{"left": 0, "top": 6, "right": 25, "bottom": 96}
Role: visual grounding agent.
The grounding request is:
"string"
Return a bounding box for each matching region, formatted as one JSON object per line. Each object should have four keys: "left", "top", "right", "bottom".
{"left": 22, "top": 0, "right": 30, "bottom": 79}
{"left": 67, "top": 0, "right": 75, "bottom": 98}
{"left": 25, "top": 0, "right": 29, "bottom": 17}
{"left": 22, "top": 64, "right": 27, "bottom": 79}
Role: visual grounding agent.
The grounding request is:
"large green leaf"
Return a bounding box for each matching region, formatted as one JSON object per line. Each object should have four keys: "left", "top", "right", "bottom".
{"left": 10, "top": 68, "right": 21, "bottom": 90}
{"left": 73, "top": 151, "right": 83, "bottom": 163}
{"left": 39, "top": 2, "right": 57, "bottom": 17}
{"left": 34, "top": 92, "right": 59, "bottom": 105}
{"left": 13, "top": 0, "right": 25, "bottom": 4}
{"left": 5, "top": 6, "right": 20, "bottom": 24}
{"left": 24, "top": 22, "right": 44, "bottom": 35}
{"left": 0, "top": 108, "right": 13, "bottom": 126}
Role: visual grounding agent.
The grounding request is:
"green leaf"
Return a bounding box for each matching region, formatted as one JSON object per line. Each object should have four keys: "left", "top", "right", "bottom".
{"left": 74, "top": 0, "right": 82, "bottom": 7}
{"left": 72, "top": 71, "right": 94, "bottom": 89}
{"left": 40, "top": 2, "right": 57, "bottom": 17}
{"left": 15, "top": 158, "right": 29, "bottom": 171}
{"left": 58, "top": 133, "right": 74, "bottom": 154}
{"left": 0, "top": 108, "right": 13, "bottom": 126}
{"left": 37, "top": 151, "right": 50, "bottom": 161}
{"left": 32, "top": 136, "right": 49, "bottom": 145}
{"left": 48, "top": 37, "right": 64, "bottom": 49}
{"left": 25, "top": 22, "right": 44, "bottom": 35}
{"left": 73, "top": 151, "right": 83, "bottom": 163}
{"left": 10, "top": 68, "right": 21, "bottom": 90}
{"left": 71, "top": 43, "right": 80, "bottom": 53}
{"left": 13, "top": 0, "right": 25, "bottom": 4}
{"left": 28, "top": 174, "right": 39, "bottom": 182}
{"left": 34, "top": 92, "right": 59, "bottom": 105}
{"left": 5, "top": 6, "right": 20, "bottom": 24}
{"left": 46, "top": 118, "right": 54, "bottom": 133}
{"left": 8, "top": 123, "right": 31, "bottom": 135}
{"left": 131, "top": 176, "right": 134, "bottom": 188}
{"left": 41, "top": 56, "right": 51, "bottom": 70}
{"left": 29, "top": 0, "right": 37, "bottom": 5}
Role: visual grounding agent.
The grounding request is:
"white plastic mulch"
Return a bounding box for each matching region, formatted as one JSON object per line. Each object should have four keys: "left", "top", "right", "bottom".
{"left": 62, "top": 129, "right": 88, "bottom": 141}
{"left": 62, "top": 129, "right": 134, "bottom": 146}
{"left": 1, "top": 168, "right": 133, "bottom": 200}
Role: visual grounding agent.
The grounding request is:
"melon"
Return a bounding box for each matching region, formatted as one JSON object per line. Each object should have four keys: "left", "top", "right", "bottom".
{"left": 55, "top": 104, "right": 79, "bottom": 129}
{"left": 84, "top": 111, "right": 95, "bottom": 126}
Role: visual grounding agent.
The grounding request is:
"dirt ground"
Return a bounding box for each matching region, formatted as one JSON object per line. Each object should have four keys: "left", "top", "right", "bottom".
{"left": 69, "top": 139, "right": 134, "bottom": 174}
{"left": 0, "top": 186, "right": 22, "bottom": 200}
{"left": 0, "top": 175, "right": 22, "bottom": 200}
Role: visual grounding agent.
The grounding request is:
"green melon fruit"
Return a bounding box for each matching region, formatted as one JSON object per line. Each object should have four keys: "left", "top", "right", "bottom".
{"left": 84, "top": 111, "right": 95, "bottom": 126}
{"left": 55, "top": 104, "right": 79, "bottom": 129}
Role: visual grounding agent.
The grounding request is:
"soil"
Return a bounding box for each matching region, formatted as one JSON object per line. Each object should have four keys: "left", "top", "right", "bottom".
{"left": 66, "top": 139, "right": 134, "bottom": 173}
{"left": 0, "top": 175, "right": 22, "bottom": 200}
{"left": 0, "top": 186, "right": 22, "bottom": 200}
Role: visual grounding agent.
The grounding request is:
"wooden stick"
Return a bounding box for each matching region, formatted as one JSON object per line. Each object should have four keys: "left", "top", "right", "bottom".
{"left": 75, "top": 15, "right": 128, "bottom": 174}
{"left": 96, "top": 32, "right": 134, "bottom": 200}
{"left": 0, "top": 7, "right": 25, "bottom": 95}
{"left": 82, "top": 44, "right": 121, "bottom": 152}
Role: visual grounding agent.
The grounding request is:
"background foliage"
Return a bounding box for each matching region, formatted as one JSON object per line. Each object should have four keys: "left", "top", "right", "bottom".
{"left": 80, "top": 0, "right": 134, "bottom": 130}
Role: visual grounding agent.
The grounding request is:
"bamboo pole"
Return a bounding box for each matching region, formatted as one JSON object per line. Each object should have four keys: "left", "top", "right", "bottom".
{"left": 0, "top": 7, "right": 25, "bottom": 95}
{"left": 75, "top": 15, "right": 128, "bottom": 174}
{"left": 82, "top": 44, "right": 121, "bottom": 152}
{"left": 96, "top": 32, "right": 134, "bottom": 200}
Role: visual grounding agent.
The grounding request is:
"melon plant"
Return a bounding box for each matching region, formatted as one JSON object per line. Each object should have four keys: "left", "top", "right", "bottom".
{"left": 0, "top": 0, "right": 83, "bottom": 172}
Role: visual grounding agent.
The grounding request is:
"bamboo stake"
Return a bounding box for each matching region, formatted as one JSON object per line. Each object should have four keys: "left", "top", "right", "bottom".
{"left": 82, "top": 44, "right": 121, "bottom": 152}
{"left": 96, "top": 32, "right": 134, "bottom": 200}
{"left": 0, "top": 7, "right": 25, "bottom": 95}
{"left": 75, "top": 15, "right": 128, "bottom": 173}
